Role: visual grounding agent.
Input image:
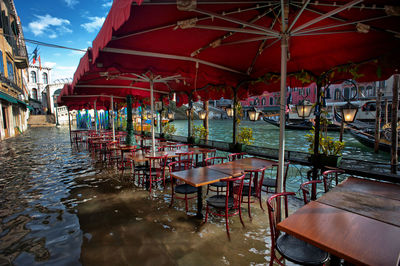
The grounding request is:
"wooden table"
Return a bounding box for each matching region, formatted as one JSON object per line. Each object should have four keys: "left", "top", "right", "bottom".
{"left": 170, "top": 167, "right": 232, "bottom": 218}
{"left": 277, "top": 177, "right": 400, "bottom": 266}
{"left": 170, "top": 157, "right": 276, "bottom": 218}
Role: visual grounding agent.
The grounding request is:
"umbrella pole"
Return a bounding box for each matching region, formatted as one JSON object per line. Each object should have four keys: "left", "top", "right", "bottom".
{"left": 277, "top": 34, "right": 288, "bottom": 195}
{"left": 67, "top": 106, "right": 72, "bottom": 145}
{"left": 126, "top": 95, "right": 134, "bottom": 146}
{"left": 391, "top": 74, "right": 399, "bottom": 174}
{"left": 94, "top": 100, "right": 97, "bottom": 132}
{"left": 312, "top": 80, "right": 323, "bottom": 199}
{"left": 111, "top": 96, "right": 115, "bottom": 142}
{"left": 150, "top": 79, "right": 156, "bottom": 153}
{"left": 203, "top": 101, "right": 209, "bottom": 141}
{"left": 232, "top": 88, "right": 238, "bottom": 145}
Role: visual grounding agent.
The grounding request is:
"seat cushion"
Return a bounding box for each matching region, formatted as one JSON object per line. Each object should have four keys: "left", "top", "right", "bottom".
{"left": 263, "top": 178, "right": 276, "bottom": 187}
{"left": 241, "top": 185, "right": 257, "bottom": 196}
{"left": 206, "top": 195, "right": 234, "bottom": 209}
{"left": 175, "top": 184, "right": 197, "bottom": 194}
{"left": 276, "top": 233, "right": 329, "bottom": 265}
{"left": 209, "top": 181, "right": 226, "bottom": 188}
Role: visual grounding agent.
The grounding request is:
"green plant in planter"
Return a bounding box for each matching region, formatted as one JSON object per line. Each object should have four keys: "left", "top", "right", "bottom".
{"left": 163, "top": 122, "right": 176, "bottom": 139}
{"left": 238, "top": 126, "right": 255, "bottom": 145}
{"left": 192, "top": 125, "right": 208, "bottom": 143}
{"left": 305, "top": 112, "right": 345, "bottom": 167}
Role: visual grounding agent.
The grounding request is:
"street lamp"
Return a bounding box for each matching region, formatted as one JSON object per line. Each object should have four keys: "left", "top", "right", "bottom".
{"left": 341, "top": 102, "right": 358, "bottom": 123}
{"left": 248, "top": 107, "right": 260, "bottom": 121}
{"left": 186, "top": 108, "right": 193, "bottom": 117}
{"left": 296, "top": 100, "right": 313, "bottom": 119}
{"left": 198, "top": 110, "right": 207, "bottom": 120}
{"left": 167, "top": 111, "right": 174, "bottom": 120}
{"left": 226, "top": 106, "right": 234, "bottom": 117}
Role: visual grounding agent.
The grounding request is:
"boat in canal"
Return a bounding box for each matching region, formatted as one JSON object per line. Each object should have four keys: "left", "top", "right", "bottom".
{"left": 348, "top": 127, "right": 400, "bottom": 154}
{"left": 263, "top": 117, "right": 341, "bottom": 131}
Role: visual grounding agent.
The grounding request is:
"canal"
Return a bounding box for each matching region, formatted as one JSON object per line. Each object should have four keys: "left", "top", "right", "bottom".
{"left": 0, "top": 123, "right": 389, "bottom": 265}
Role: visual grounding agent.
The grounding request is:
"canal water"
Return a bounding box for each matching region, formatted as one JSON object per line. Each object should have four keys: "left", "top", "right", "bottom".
{"left": 171, "top": 119, "right": 391, "bottom": 163}
{"left": 1, "top": 126, "right": 305, "bottom": 265}
{"left": 0, "top": 122, "right": 388, "bottom": 265}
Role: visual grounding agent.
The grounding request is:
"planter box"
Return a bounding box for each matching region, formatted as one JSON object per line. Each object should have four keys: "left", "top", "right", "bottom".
{"left": 229, "top": 143, "right": 247, "bottom": 152}
{"left": 309, "top": 154, "right": 342, "bottom": 167}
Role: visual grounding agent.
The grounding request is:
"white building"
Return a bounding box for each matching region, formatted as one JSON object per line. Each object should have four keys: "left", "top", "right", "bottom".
{"left": 26, "top": 64, "right": 51, "bottom": 114}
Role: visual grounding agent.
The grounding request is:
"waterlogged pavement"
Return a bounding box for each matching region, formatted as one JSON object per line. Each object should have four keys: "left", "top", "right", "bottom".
{"left": 0, "top": 127, "right": 302, "bottom": 265}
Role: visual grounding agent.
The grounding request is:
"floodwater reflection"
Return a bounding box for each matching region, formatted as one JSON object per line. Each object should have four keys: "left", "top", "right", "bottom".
{"left": 0, "top": 127, "right": 301, "bottom": 265}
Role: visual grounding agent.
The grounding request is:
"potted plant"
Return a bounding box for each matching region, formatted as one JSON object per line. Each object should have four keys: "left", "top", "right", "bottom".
{"left": 163, "top": 122, "right": 176, "bottom": 140}
{"left": 191, "top": 124, "right": 208, "bottom": 144}
{"left": 232, "top": 126, "right": 255, "bottom": 152}
{"left": 306, "top": 115, "right": 345, "bottom": 167}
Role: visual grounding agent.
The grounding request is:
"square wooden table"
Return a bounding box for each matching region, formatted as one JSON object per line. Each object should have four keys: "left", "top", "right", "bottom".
{"left": 277, "top": 177, "right": 400, "bottom": 265}
{"left": 170, "top": 168, "right": 232, "bottom": 218}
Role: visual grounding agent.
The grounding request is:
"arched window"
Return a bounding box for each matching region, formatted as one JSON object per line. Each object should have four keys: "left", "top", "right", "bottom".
{"left": 334, "top": 89, "right": 341, "bottom": 100}
{"left": 32, "top": 88, "right": 38, "bottom": 100}
{"left": 325, "top": 88, "right": 331, "bottom": 99}
{"left": 269, "top": 97, "right": 274, "bottom": 105}
{"left": 30, "top": 71, "right": 37, "bottom": 83}
{"left": 351, "top": 88, "right": 357, "bottom": 98}
{"left": 42, "top": 73, "right": 48, "bottom": 84}
{"left": 261, "top": 97, "right": 266, "bottom": 106}
{"left": 343, "top": 87, "right": 350, "bottom": 99}
{"left": 366, "top": 86, "right": 373, "bottom": 96}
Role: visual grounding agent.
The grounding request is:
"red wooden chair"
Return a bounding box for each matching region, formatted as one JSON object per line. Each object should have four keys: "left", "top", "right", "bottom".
{"left": 168, "top": 160, "right": 197, "bottom": 213}
{"left": 261, "top": 162, "right": 290, "bottom": 193}
{"left": 322, "top": 169, "right": 345, "bottom": 192}
{"left": 241, "top": 167, "right": 266, "bottom": 219}
{"left": 267, "top": 192, "right": 329, "bottom": 265}
{"left": 204, "top": 173, "right": 246, "bottom": 240}
{"left": 144, "top": 155, "right": 168, "bottom": 193}
{"left": 228, "top": 152, "right": 247, "bottom": 161}
{"left": 195, "top": 149, "right": 216, "bottom": 167}
{"left": 205, "top": 156, "right": 227, "bottom": 195}
{"left": 300, "top": 180, "right": 323, "bottom": 204}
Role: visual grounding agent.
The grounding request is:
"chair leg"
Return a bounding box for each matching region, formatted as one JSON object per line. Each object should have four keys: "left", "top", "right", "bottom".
{"left": 225, "top": 212, "right": 230, "bottom": 240}
{"left": 204, "top": 205, "right": 209, "bottom": 223}
{"left": 259, "top": 195, "right": 264, "bottom": 211}
{"left": 239, "top": 207, "right": 245, "bottom": 228}
{"left": 248, "top": 195, "right": 252, "bottom": 220}
{"left": 185, "top": 194, "right": 188, "bottom": 212}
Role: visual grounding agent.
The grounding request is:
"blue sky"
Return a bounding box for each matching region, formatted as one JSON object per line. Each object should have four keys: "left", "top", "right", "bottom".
{"left": 15, "top": 0, "right": 113, "bottom": 81}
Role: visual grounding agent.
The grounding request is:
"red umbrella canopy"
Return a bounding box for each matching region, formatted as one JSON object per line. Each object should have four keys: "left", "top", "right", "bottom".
{"left": 89, "top": 0, "right": 400, "bottom": 91}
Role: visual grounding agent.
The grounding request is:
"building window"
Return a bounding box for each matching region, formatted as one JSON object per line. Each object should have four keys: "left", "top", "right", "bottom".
{"left": 32, "top": 88, "right": 38, "bottom": 100}
{"left": 351, "top": 88, "right": 357, "bottom": 98}
{"left": 42, "top": 73, "right": 48, "bottom": 84}
{"left": 7, "top": 60, "right": 14, "bottom": 81}
{"left": 306, "top": 87, "right": 311, "bottom": 96}
{"left": 343, "top": 87, "right": 350, "bottom": 99}
{"left": 334, "top": 89, "right": 341, "bottom": 100}
{"left": 325, "top": 88, "right": 331, "bottom": 99}
{"left": 31, "top": 71, "right": 37, "bottom": 83}
{"left": 0, "top": 51, "right": 3, "bottom": 76}
{"left": 261, "top": 97, "right": 266, "bottom": 106}
{"left": 269, "top": 97, "right": 274, "bottom": 105}
{"left": 366, "top": 86, "right": 374, "bottom": 97}
{"left": 359, "top": 86, "right": 365, "bottom": 97}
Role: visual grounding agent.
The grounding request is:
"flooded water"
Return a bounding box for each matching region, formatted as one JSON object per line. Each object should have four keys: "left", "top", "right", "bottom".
{"left": 0, "top": 127, "right": 304, "bottom": 265}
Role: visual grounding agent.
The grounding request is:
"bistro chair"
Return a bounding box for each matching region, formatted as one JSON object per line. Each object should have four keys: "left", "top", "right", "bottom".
{"left": 132, "top": 147, "right": 151, "bottom": 181}
{"left": 228, "top": 152, "right": 247, "bottom": 161}
{"left": 168, "top": 160, "right": 197, "bottom": 213}
{"left": 322, "top": 169, "right": 345, "bottom": 192}
{"left": 204, "top": 173, "right": 246, "bottom": 240}
{"left": 106, "top": 140, "right": 120, "bottom": 166}
{"left": 119, "top": 145, "right": 137, "bottom": 175}
{"left": 241, "top": 167, "right": 266, "bottom": 219}
{"left": 300, "top": 180, "right": 323, "bottom": 204}
{"left": 261, "top": 162, "right": 290, "bottom": 193}
{"left": 205, "top": 156, "right": 228, "bottom": 195}
{"left": 195, "top": 149, "right": 216, "bottom": 167}
{"left": 267, "top": 192, "right": 329, "bottom": 266}
{"left": 143, "top": 155, "right": 168, "bottom": 193}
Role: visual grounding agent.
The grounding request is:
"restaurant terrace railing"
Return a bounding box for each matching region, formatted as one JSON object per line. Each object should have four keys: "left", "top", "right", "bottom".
{"left": 137, "top": 131, "right": 400, "bottom": 184}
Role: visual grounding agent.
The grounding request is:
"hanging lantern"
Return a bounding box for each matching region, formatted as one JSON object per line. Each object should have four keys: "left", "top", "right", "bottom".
{"left": 296, "top": 100, "right": 313, "bottom": 118}
{"left": 226, "top": 106, "right": 234, "bottom": 117}
{"left": 167, "top": 111, "right": 175, "bottom": 120}
{"left": 186, "top": 108, "right": 192, "bottom": 117}
{"left": 198, "top": 110, "right": 207, "bottom": 120}
{"left": 341, "top": 102, "right": 358, "bottom": 122}
{"left": 248, "top": 107, "right": 260, "bottom": 121}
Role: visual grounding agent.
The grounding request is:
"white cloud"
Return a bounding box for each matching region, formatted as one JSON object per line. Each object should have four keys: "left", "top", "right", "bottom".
{"left": 64, "top": 0, "right": 79, "bottom": 8}
{"left": 28, "top": 14, "right": 72, "bottom": 37}
{"left": 69, "top": 50, "right": 86, "bottom": 56}
{"left": 44, "top": 61, "right": 57, "bottom": 68}
{"left": 81, "top": 16, "right": 105, "bottom": 33}
{"left": 52, "top": 65, "right": 77, "bottom": 81}
{"left": 102, "top": 1, "right": 112, "bottom": 8}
